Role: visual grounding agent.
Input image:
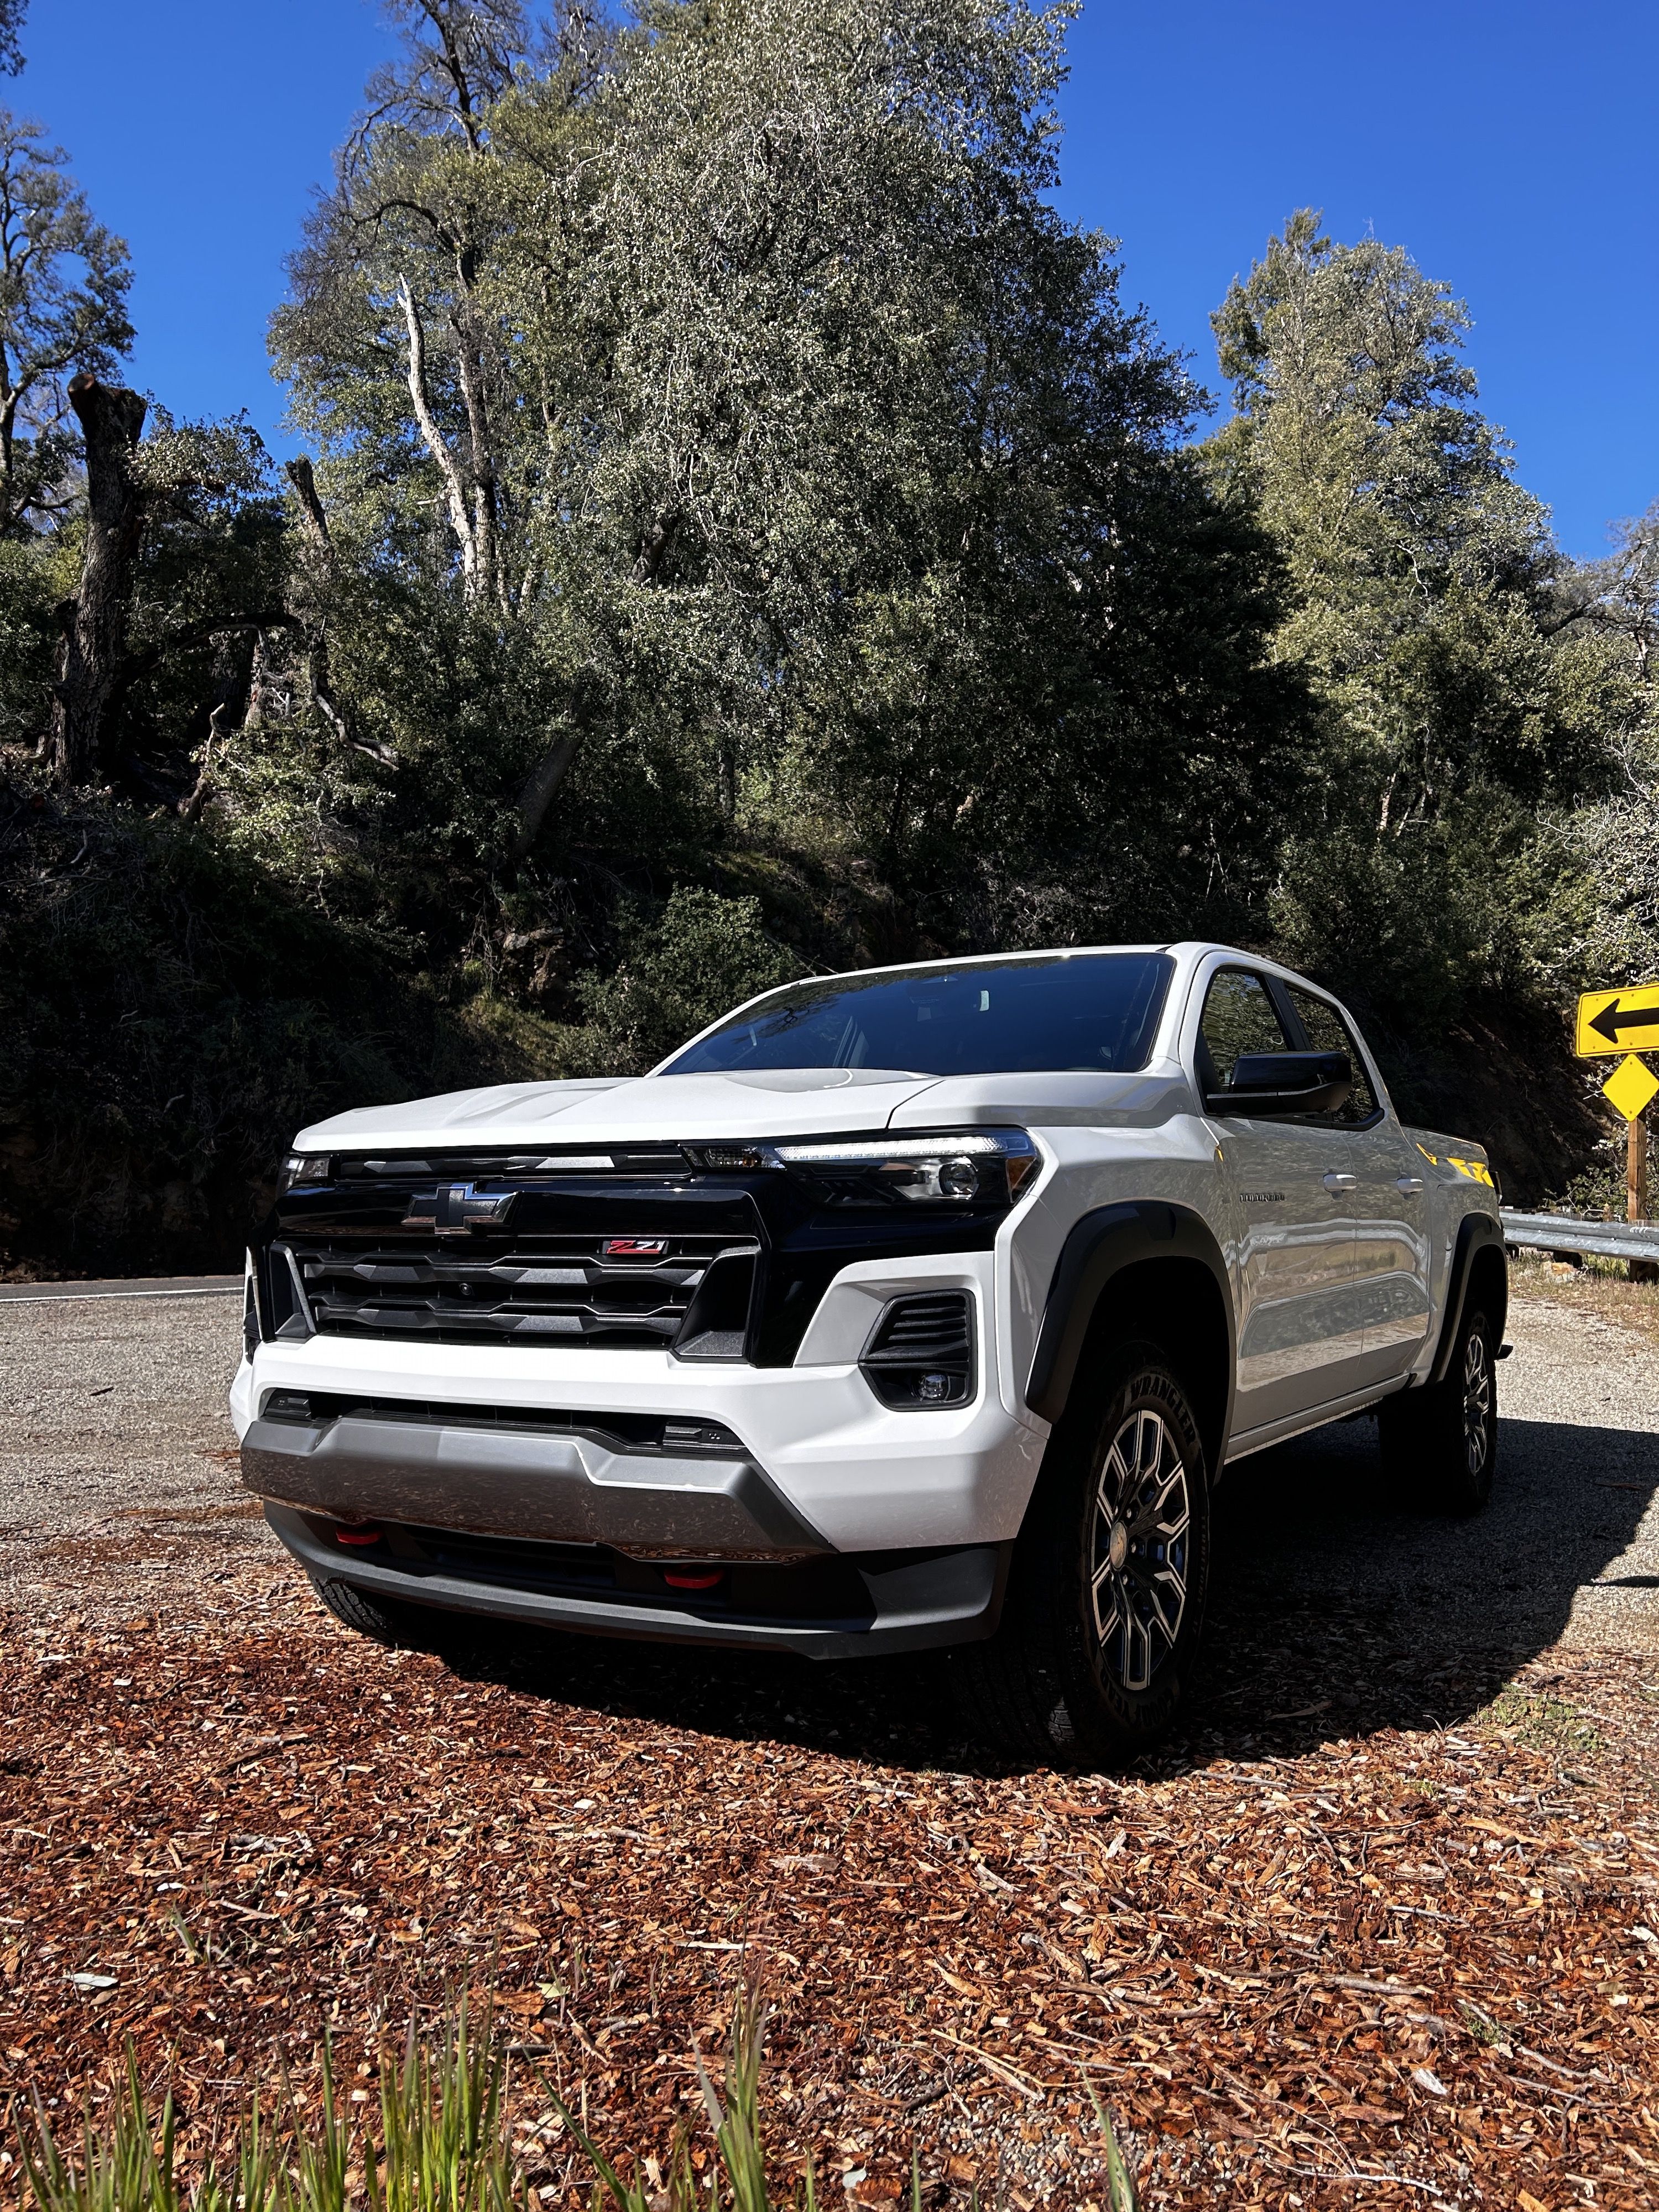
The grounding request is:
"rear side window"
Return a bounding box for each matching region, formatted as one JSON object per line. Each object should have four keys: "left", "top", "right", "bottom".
{"left": 1197, "top": 969, "right": 1292, "bottom": 1089}
{"left": 1285, "top": 985, "right": 1380, "bottom": 1123}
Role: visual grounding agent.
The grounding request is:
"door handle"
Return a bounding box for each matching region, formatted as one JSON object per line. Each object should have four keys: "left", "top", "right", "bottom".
{"left": 1322, "top": 1171, "right": 1358, "bottom": 1193}
{"left": 1395, "top": 1175, "right": 1424, "bottom": 1196}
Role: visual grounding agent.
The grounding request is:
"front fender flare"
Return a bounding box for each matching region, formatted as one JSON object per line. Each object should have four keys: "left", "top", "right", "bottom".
{"left": 1025, "top": 1200, "right": 1237, "bottom": 1452}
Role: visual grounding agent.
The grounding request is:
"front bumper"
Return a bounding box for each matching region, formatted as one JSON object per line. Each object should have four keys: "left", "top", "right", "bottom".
{"left": 242, "top": 1408, "right": 829, "bottom": 1557}
{"left": 233, "top": 1248, "right": 1046, "bottom": 1655}
{"left": 266, "top": 1503, "right": 1008, "bottom": 1659}
{"left": 230, "top": 1246, "right": 1046, "bottom": 1554}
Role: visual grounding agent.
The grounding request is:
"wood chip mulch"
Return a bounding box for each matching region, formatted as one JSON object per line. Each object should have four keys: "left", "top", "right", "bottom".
{"left": 2, "top": 1585, "right": 1657, "bottom": 2211}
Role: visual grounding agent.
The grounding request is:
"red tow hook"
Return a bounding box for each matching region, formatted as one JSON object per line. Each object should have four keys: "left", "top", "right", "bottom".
{"left": 334, "top": 1522, "right": 384, "bottom": 1547}
{"left": 662, "top": 1567, "right": 723, "bottom": 1591}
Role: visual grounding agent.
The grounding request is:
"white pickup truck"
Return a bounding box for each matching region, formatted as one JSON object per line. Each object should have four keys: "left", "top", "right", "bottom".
{"left": 232, "top": 941, "right": 1506, "bottom": 1762}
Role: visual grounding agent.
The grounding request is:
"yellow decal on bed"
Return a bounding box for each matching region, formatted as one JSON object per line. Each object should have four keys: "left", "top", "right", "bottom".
{"left": 1415, "top": 1141, "right": 1493, "bottom": 1186}
{"left": 1446, "top": 1155, "right": 1495, "bottom": 1187}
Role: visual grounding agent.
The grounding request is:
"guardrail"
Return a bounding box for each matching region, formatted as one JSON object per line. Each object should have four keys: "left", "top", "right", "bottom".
{"left": 1500, "top": 1209, "right": 1659, "bottom": 1262}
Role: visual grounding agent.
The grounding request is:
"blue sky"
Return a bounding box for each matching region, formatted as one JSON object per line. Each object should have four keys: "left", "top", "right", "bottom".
{"left": 15, "top": 0, "right": 1657, "bottom": 560}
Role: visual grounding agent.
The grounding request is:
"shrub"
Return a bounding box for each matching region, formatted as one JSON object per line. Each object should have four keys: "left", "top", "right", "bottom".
{"left": 577, "top": 888, "right": 805, "bottom": 1073}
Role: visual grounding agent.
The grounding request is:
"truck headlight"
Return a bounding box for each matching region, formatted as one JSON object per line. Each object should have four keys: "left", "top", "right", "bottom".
{"left": 276, "top": 1154, "right": 333, "bottom": 1196}
{"left": 691, "top": 1128, "right": 1039, "bottom": 1207}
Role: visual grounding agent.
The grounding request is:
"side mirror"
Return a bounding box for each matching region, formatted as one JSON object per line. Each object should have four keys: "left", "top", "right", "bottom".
{"left": 1204, "top": 1050, "right": 1352, "bottom": 1119}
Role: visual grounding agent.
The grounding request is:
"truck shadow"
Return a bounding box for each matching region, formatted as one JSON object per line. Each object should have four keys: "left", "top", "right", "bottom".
{"left": 445, "top": 1412, "right": 1656, "bottom": 1777}
{"left": 1180, "top": 1411, "right": 1655, "bottom": 1770}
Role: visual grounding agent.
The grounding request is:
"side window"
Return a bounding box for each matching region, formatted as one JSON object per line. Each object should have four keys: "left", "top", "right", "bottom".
{"left": 1197, "top": 968, "right": 1292, "bottom": 1090}
{"left": 1285, "top": 985, "right": 1379, "bottom": 1124}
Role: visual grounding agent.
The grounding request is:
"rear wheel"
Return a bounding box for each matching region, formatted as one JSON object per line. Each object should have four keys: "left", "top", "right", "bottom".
{"left": 1379, "top": 1304, "right": 1497, "bottom": 1515}
{"left": 954, "top": 1342, "right": 1211, "bottom": 1766}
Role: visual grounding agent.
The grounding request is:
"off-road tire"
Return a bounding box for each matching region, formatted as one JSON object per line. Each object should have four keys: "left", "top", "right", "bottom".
{"left": 1379, "top": 1305, "right": 1497, "bottom": 1516}
{"left": 307, "top": 1571, "right": 451, "bottom": 1650}
{"left": 954, "top": 1340, "right": 1211, "bottom": 1766}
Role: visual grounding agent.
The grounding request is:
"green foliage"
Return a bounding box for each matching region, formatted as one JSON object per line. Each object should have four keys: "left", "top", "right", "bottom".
{"left": 1201, "top": 208, "right": 1646, "bottom": 1056}
{"left": 18, "top": 2010, "right": 529, "bottom": 2212}
{"left": 372, "top": 2004, "right": 530, "bottom": 2212}
{"left": 1208, "top": 210, "right": 1608, "bottom": 831}
{"left": 0, "top": 529, "right": 64, "bottom": 740}
{"left": 578, "top": 887, "right": 805, "bottom": 1072}
{"left": 1085, "top": 2078, "right": 1140, "bottom": 2212}
{"left": 4, "top": 8, "right": 1657, "bottom": 1262}
{"left": 272, "top": 0, "right": 1306, "bottom": 918}
{"left": 0, "top": 1, "right": 24, "bottom": 76}
{"left": 0, "top": 785, "right": 570, "bottom": 1275}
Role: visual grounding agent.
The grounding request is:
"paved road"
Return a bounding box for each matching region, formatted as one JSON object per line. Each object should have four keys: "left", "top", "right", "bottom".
{"left": 0, "top": 1287, "right": 260, "bottom": 1614}
{"left": 2, "top": 1284, "right": 1655, "bottom": 1696}
{"left": 0, "top": 1276, "right": 241, "bottom": 1302}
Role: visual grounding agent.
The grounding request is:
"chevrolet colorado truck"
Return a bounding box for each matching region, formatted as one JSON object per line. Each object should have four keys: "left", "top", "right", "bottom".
{"left": 231, "top": 942, "right": 1506, "bottom": 1761}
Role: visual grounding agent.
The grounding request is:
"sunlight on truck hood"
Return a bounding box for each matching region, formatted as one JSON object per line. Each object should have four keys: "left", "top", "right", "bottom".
{"left": 290, "top": 1068, "right": 950, "bottom": 1150}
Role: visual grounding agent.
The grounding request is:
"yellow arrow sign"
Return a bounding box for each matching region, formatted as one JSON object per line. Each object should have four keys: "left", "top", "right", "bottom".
{"left": 1576, "top": 983, "right": 1659, "bottom": 1057}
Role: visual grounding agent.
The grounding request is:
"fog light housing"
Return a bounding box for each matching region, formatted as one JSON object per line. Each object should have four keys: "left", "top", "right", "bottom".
{"left": 263, "top": 1390, "right": 316, "bottom": 1422}
{"left": 860, "top": 1292, "right": 975, "bottom": 1410}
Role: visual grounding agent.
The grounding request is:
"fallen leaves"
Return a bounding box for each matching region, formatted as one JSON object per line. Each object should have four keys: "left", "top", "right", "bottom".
{"left": 0, "top": 1601, "right": 1656, "bottom": 2208}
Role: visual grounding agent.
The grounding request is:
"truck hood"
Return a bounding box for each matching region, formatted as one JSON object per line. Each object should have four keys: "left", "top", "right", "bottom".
{"left": 293, "top": 1068, "right": 947, "bottom": 1152}
{"left": 292, "top": 1062, "right": 1193, "bottom": 1153}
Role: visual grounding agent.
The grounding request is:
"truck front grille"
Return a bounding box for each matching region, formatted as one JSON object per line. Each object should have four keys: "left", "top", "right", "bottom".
{"left": 280, "top": 1236, "right": 755, "bottom": 1349}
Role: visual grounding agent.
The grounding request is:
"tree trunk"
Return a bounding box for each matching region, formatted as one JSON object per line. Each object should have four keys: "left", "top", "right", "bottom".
{"left": 397, "top": 276, "right": 481, "bottom": 597}
{"left": 508, "top": 728, "right": 582, "bottom": 864}
{"left": 283, "top": 455, "right": 353, "bottom": 742}
{"left": 718, "top": 733, "right": 737, "bottom": 821}
{"left": 46, "top": 374, "right": 148, "bottom": 787}
{"left": 456, "top": 317, "right": 505, "bottom": 613}
{"left": 284, "top": 456, "right": 337, "bottom": 572}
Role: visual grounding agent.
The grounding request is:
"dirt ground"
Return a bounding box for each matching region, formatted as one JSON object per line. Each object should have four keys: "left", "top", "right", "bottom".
{"left": 1, "top": 1282, "right": 1656, "bottom": 2210}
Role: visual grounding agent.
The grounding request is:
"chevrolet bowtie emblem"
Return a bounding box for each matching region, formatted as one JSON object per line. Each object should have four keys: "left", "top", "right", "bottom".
{"left": 404, "top": 1183, "right": 518, "bottom": 1237}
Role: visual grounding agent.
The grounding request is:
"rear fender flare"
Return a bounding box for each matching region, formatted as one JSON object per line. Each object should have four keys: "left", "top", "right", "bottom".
{"left": 1427, "top": 1211, "right": 1509, "bottom": 1387}
{"left": 1025, "top": 1201, "right": 1237, "bottom": 1467}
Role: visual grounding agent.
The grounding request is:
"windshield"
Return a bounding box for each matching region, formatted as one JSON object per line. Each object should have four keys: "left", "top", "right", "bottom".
{"left": 661, "top": 952, "right": 1175, "bottom": 1078}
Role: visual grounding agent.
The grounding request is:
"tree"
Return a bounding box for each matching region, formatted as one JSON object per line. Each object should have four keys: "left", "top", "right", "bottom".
{"left": 275, "top": 3, "right": 608, "bottom": 620}
{"left": 1209, "top": 211, "right": 1572, "bottom": 811}
{"left": 1206, "top": 211, "right": 1623, "bottom": 1018}
{"left": 278, "top": 0, "right": 1302, "bottom": 918}
{"left": 0, "top": 109, "right": 133, "bottom": 535}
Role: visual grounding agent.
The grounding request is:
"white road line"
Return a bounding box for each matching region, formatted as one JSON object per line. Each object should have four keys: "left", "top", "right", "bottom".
{"left": 0, "top": 1285, "right": 241, "bottom": 1305}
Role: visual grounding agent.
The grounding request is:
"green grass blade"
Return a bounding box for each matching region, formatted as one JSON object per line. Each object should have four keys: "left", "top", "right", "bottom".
{"left": 1083, "top": 2077, "right": 1138, "bottom": 2212}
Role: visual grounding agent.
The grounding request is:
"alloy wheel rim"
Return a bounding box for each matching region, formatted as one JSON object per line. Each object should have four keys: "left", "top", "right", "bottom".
{"left": 1462, "top": 1332, "right": 1491, "bottom": 1478}
{"left": 1088, "top": 1406, "right": 1191, "bottom": 1694}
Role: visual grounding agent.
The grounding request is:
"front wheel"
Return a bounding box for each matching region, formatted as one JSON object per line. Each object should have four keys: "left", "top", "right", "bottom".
{"left": 307, "top": 1571, "right": 457, "bottom": 1651}
{"left": 953, "top": 1342, "right": 1211, "bottom": 1766}
{"left": 1379, "top": 1305, "right": 1497, "bottom": 1515}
